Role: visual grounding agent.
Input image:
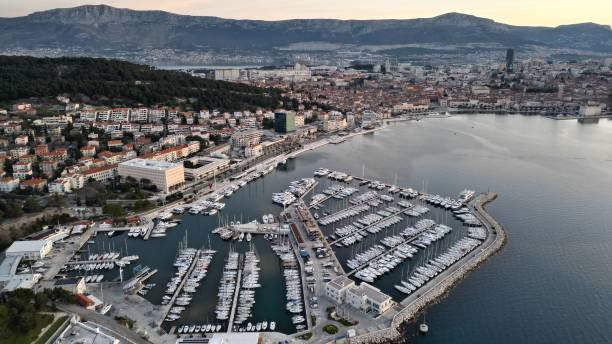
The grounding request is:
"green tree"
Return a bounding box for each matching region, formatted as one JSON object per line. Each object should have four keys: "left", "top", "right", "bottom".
{"left": 102, "top": 203, "right": 125, "bottom": 219}
{"left": 22, "top": 197, "right": 42, "bottom": 213}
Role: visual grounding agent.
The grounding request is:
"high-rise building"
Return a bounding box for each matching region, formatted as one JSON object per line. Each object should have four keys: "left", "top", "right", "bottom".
{"left": 506, "top": 49, "right": 515, "bottom": 72}
{"left": 274, "top": 111, "right": 296, "bottom": 133}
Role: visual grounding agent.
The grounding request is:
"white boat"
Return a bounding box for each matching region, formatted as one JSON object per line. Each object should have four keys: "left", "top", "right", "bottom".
{"left": 100, "top": 303, "right": 112, "bottom": 315}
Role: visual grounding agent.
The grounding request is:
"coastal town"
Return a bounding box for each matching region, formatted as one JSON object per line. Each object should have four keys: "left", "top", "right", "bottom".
{"left": 0, "top": 52, "right": 610, "bottom": 344}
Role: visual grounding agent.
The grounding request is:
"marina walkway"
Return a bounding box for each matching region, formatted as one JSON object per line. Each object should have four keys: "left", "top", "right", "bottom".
{"left": 343, "top": 222, "right": 434, "bottom": 277}
{"left": 328, "top": 205, "right": 413, "bottom": 245}
{"left": 158, "top": 249, "right": 201, "bottom": 326}
{"left": 227, "top": 266, "right": 243, "bottom": 332}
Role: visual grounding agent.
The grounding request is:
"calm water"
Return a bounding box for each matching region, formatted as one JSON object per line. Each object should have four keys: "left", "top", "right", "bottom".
{"left": 88, "top": 115, "right": 612, "bottom": 343}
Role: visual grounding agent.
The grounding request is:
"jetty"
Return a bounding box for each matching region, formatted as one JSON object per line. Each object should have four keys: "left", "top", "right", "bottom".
{"left": 328, "top": 206, "right": 413, "bottom": 246}
{"left": 226, "top": 264, "right": 243, "bottom": 332}
{"left": 158, "top": 249, "right": 202, "bottom": 326}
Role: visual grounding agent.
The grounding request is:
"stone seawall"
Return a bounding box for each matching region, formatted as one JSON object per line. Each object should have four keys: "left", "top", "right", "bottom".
{"left": 349, "top": 192, "right": 507, "bottom": 344}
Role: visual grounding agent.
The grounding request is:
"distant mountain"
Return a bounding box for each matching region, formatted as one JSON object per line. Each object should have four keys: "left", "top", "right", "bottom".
{"left": 0, "top": 5, "right": 610, "bottom": 56}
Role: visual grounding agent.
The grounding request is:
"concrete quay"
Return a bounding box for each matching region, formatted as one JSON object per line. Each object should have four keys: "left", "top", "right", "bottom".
{"left": 347, "top": 192, "right": 506, "bottom": 344}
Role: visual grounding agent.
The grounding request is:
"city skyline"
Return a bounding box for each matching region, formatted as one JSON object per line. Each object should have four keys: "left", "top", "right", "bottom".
{"left": 1, "top": 0, "right": 612, "bottom": 27}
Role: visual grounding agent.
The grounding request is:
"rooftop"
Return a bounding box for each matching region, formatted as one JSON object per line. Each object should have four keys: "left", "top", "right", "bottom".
{"left": 349, "top": 282, "right": 392, "bottom": 304}
{"left": 328, "top": 275, "right": 355, "bottom": 291}
{"left": 119, "top": 158, "right": 180, "bottom": 170}
{"left": 5, "top": 240, "right": 47, "bottom": 254}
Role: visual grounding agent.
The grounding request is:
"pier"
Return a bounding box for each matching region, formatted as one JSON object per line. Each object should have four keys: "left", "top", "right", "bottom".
{"left": 65, "top": 259, "right": 120, "bottom": 265}
{"left": 226, "top": 267, "right": 243, "bottom": 332}
{"left": 158, "top": 249, "right": 202, "bottom": 326}
{"left": 328, "top": 205, "right": 413, "bottom": 246}
{"left": 142, "top": 221, "right": 156, "bottom": 240}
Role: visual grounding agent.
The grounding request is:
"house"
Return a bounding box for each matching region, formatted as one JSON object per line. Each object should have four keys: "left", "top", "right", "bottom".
{"left": 13, "top": 161, "right": 33, "bottom": 180}
{"left": 34, "top": 144, "right": 49, "bottom": 156}
{"left": 80, "top": 145, "right": 96, "bottom": 157}
{"left": 9, "top": 146, "right": 29, "bottom": 158}
{"left": 19, "top": 178, "right": 47, "bottom": 191}
{"left": 15, "top": 135, "right": 28, "bottom": 145}
{"left": 40, "top": 148, "right": 68, "bottom": 162}
{"left": 0, "top": 177, "right": 19, "bottom": 193}
{"left": 107, "top": 139, "right": 123, "bottom": 149}
{"left": 41, "top": 160, "right": 59, "bottom": 176}
{"left": 49, "top": 178, "right": 72, "bottom": 194}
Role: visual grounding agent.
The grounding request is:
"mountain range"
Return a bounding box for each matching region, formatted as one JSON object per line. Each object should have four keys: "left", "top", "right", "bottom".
{"left": 0, "top": 5, "right": 610, "bottom": 60}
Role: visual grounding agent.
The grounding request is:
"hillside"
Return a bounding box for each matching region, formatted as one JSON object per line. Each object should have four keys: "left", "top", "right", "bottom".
{"left": 0, "top": 5, "right": 610, "bottom": 55}
{"left": 0, "top": 56, "right": 281, "bottom": 110}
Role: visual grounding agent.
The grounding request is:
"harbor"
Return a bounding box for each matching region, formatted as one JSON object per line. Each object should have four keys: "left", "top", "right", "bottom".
{"left": 9, "top": 111, "right": 610, "bottom": 344}
{"left": 66, "top": 154, "right": 503, "bottom": 342}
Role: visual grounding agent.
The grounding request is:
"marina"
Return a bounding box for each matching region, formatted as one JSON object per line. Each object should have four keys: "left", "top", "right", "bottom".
{"left": 53, "top": 114, "right": 612, "bottom": 344}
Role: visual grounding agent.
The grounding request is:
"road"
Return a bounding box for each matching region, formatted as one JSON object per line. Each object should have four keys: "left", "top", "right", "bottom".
{"left": 58, "top": 303, "right": 150, "bottom": 344}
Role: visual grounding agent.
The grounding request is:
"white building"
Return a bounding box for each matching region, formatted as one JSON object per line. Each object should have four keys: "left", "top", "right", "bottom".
{"left": 345, "top": 282, "right": 393, "bottom": 316}
{"left": 49, "top": 178, "right": 72, "bottom": 194}
{"left": 213, "top": 68, "right": 241, "bottom": 81}
{"left": 118, "top": 159, "right": 185, "bottom": 193}
{"left": 245, "top": 144, "right": 263, "bottom": 158}
{"left": 0, "top": 177, "right": 19, "bottom": 193}
{"left": 325, "top": 276, "right": 356, "bottom": 304}
{"left": 579, "top": 103, "right": 603, "bottom": 117}
{"left": 5, "top": 240, "right": 53, "bottom": 260}
{"left": 183, "top": 156, "right": 230, "bottom": 181}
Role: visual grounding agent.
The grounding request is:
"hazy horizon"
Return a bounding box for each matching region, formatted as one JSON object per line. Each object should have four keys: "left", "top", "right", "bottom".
{"left": 1, "top": 1, "right": 611, "bottom": 27}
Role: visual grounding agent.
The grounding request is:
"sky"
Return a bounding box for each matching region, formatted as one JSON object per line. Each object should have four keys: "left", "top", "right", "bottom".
{"left": 1, "top": 0, "right": 611, "bottom": 27}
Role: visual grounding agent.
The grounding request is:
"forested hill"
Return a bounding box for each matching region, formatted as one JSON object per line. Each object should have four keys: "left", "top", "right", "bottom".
{"left": 0, "top": 56, "right": 282, "bottom": 110}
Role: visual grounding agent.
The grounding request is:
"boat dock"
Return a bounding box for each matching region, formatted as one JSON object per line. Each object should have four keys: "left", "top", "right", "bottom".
{"left": 343, "top": 227, "right": 429, "bottom": 277}
{"left": 65, "top": 259, "right": 120, "bottom": 265}
{"left": 226, "top": 266, "right": 243, "bottom": 332}
{"left": 142, "top": 221, "right": 156, "bottom": 240}
{"left": 328, "top": 205, "right": 413, "bottom": 245}
{"left": 158, "top": 249, "right": 201, "bottom": 326}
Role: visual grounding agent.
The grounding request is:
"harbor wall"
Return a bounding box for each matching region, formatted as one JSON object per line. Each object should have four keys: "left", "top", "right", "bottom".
{"left": 348, "top": 192, "right": 507, "bottom": 344}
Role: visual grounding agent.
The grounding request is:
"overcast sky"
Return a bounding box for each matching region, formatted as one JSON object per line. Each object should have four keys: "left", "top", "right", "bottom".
{"left": 1, "top": 0, "right": 611, "bottom": 26}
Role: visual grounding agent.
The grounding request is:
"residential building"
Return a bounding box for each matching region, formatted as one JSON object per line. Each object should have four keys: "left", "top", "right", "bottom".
{"left": 19, "top": 178, "right": 47, "bottom": 191}
{"left": 13, "top": 161, "right": 33, "bottom": 180}
{"left": 82, "top": 164, "right": 119, "bottom": 182}
{"left": 15, "top": 135, "right": 28, "bottom": 145}
{"left": 0, "top": 177, "right": 19, "bottom": 193}
{"left": 49, "top": 178, "right": 72, "bottom": 194}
